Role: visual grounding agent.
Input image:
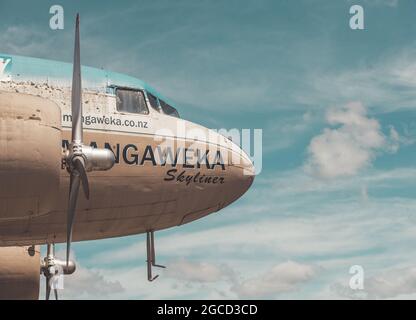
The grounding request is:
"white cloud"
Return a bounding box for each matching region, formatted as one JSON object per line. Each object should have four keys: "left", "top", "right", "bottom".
{"left": 257, "top": 167, "right": 416, "bottom": 198}
{"left": 305, "top": 102, "right": 399, "bottom": 178}
{"left": 0, "top": 26, "right": 52, "bottom": 57}
{"left": 232, "top": 261, "right": 317, "bottom": 298}
{"left": 296, "top": 46, "right": 416, "bottom": 113}
{"left": 165, "top": 259, "right": 234, "bottom": 283}
{"left": 59, "top": 258, "right": 317, "bottom": 299}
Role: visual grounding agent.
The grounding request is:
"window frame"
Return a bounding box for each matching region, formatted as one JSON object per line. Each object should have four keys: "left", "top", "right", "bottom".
{"left": 115, "top": 87, "right": 149, "bottom": 115}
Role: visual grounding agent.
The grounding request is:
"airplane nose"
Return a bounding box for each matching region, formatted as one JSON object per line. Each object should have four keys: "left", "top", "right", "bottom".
{"left": 240, "top": 152, "right": 255, "bottom": 191}
{"left": 240, "top": 152, "right": 255, "bottom": 178}
{"left": 221, "top": 149, "right": 255, "bottom": 207}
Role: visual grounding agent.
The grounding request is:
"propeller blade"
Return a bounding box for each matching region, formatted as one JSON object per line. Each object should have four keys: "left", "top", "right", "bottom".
{"left": 66, "top": 173, "right": 81, "bottom": 266}
{"left": 45, "top": 277, "right": 51, "bottom": 300}
{"left": 73, "top": 157, "right": 89, "bottom": 199}
{"left": 54, "top": 289, "right": 58, "bottom": 300}
{"left": 71, "top": 13, "right": 83, "bottom": 144}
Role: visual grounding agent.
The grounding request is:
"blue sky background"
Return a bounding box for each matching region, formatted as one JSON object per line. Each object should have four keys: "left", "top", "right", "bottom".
{"left": 1, "top": 0, "right": 416, "bottom": 299}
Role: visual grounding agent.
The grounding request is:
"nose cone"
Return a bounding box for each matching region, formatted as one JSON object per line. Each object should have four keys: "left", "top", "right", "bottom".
{"left": 239, "top": 152, "right": 255, "bottom": 192}
{"left": 222, "top": 149, "right": 255, "bottom": 207}
{"left": 241, "top": 152, "right": 256, "bottom": 178}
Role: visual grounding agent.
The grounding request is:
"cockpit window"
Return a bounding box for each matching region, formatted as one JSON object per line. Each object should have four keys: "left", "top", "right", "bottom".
{"left": 160, "top": 99, "right": 180, "bottom": 118}
{"left": 116, "top": 89, "right": 149, "bottom": 114}
{"left": 147, "top": 93, "right": 161, "bottom": 112}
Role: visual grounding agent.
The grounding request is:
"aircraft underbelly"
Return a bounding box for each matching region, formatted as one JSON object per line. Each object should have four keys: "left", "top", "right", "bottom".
{"left": 0, "top": 175, "right": 228, "bottom": 245}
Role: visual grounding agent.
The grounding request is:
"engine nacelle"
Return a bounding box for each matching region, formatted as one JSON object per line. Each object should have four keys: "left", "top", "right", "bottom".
{"left": 0, "top": 246, "right": 40, "bottom": 300}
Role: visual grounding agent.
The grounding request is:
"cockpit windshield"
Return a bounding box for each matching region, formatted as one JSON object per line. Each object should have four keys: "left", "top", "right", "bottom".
{"left": 159, "top": 99, "right": 179, "bottom": 118}
{"left": 147, "top": 92, "right": 160, "bottom": 112}
{"left": 146, "top": 91, "right": 180, "bottom": 118}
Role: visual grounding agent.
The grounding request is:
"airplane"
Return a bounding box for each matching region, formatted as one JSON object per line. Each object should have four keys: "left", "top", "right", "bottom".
{"left": 0, "top": 14, "right": 255, "bottom": 300}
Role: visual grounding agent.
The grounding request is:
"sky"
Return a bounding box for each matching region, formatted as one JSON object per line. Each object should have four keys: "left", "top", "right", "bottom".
{"left": 1, "top": 0, "right": 416, "bottom": 299}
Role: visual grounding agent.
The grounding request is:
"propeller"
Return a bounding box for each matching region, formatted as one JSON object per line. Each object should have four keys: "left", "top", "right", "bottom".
{"left": 41, "top": 244, "right": 76, "bottom": 300}
{"left": 64, "top": 14, "right": 115, "bottom": 266}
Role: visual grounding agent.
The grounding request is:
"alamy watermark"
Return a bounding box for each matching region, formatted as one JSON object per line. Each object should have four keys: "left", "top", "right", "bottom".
{"left": 49, "top": 5, "right": 64, "bottom": 30}
{"left": 153, "top": 124, "right": 263, "bottom": 176}
{"left": 349, "top": 265, "right": 365, "bottom": 290}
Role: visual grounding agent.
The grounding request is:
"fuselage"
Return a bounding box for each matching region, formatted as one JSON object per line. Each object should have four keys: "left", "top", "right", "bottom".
{"left": 0, "top": 54, "right": 254, "bottom": 246}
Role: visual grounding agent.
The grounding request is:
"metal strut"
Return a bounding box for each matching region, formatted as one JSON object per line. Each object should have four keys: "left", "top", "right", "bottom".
{"left": 146, "top": 230, "right": 166, "bottom": 281}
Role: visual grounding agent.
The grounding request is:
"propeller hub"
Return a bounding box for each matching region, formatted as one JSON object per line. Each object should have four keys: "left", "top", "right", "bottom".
{"left": 65, "top": 144, "right": 115, "bottom": 173}
{"left": 42, "top": 255, "right": 77, "bottom": 276}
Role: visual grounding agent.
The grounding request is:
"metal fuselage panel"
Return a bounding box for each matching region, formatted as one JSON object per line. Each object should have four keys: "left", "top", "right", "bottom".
{"left": 0, "top": 246, "right": 40, "bottom": 299}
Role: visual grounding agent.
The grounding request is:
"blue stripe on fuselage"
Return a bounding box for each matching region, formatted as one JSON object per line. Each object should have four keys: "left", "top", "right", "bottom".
{"left": 0, "top": 53, "right": 176, "bottom": 108}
